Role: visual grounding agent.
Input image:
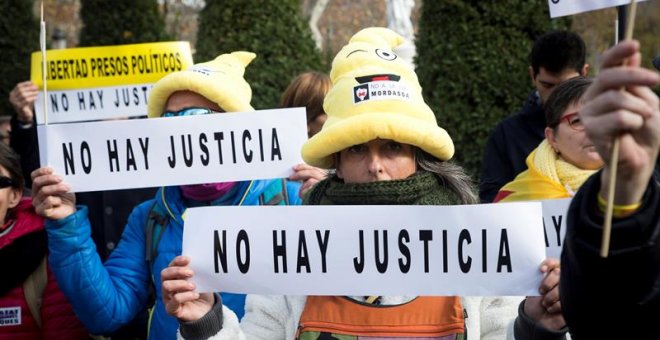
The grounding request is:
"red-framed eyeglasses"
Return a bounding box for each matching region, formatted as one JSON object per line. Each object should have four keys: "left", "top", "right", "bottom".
{"left": 556, "top": 112, "right": 584, "bottom": 131}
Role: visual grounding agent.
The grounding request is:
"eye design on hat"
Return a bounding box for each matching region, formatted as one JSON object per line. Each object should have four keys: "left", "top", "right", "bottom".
{"left": 375, "top": 49, "right": 397, "bottom": 61}
{"left": 189, "top": 66, "right": 227, "bottom": 76}
{"left": 346, "top": 49, "right": 368, "bottom": 58}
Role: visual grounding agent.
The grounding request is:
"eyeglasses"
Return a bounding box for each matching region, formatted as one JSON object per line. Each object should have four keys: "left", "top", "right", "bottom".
{"left": 161, "top": 107, "right": 218, "bottom": 118}
{"left": 0, "top": 176, "right": 14, "bottom": 189}
{"left": 555, "top": 112, "right": 584, "bottom": 131}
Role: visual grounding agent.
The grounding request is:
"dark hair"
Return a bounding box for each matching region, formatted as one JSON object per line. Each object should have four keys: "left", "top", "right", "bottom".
{"left": 544, "top": 76, "right": 593, "bottom": 129}
{"left": 280, "top": 71, "right": 331, "bottom": 123}
{"left": 413, "top": 148, "right": 478, "bottom": 205}
{"left": 0, "top": 143, "right": 24, "bottom": 193}
{"left": 531, "top": 31, "right": 586, "bottom": 76}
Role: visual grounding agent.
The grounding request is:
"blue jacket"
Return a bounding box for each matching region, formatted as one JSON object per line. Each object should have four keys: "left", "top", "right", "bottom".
{"left": 45, "top": 180, "right": 301, "bottom": 340}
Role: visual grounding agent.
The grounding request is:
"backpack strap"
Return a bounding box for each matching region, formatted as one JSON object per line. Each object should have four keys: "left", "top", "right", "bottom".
{"left": 145, "top": 201, "right": 170, "bottom": 264}
{"left": 144, "top": 198, "right": 171, "bottom": 339}
{"left": 280, "top": 178, "right": 290, "bottom": 205}
{"left": 259, "top": 179, "right": 290, "bottom": 206}
{"left": 23, "top": 255, "right": 48, "bottom": 328}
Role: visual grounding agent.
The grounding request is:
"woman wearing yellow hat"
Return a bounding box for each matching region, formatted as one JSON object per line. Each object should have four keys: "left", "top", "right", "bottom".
{"left": 162, "top": 28, "right": 566, "bottom": 339}
{"left": 30, "top": 52, "right": 303, "bottom": 340}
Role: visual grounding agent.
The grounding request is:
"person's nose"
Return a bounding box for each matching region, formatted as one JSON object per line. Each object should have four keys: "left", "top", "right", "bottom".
{"left": 367, "top": 152, "right": 385, "bottom": 178}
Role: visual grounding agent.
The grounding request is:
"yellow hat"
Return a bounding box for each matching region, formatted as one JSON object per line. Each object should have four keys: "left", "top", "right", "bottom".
{"left": 301, "top": 27, "right": 454, "bottom": 168}
{"left": 148, "top": 51, "right": 256, "bottom": 118}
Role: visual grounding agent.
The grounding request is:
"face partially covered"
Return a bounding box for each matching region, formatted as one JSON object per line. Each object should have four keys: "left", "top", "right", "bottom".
{"left": 163, "top": 90, "right": 223, "bottom": 116}
{"left": 545, "top": 103, "right": 603, "bottom": 170}
{"left": 336, "top": 139, "right": 416, "bottom": 183}
{"left": 0, "top": 165, "right": 21, "bottom": 224}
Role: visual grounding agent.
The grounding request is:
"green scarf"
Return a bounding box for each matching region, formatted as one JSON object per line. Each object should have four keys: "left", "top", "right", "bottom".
{"left": 304, "top": 171, "right": 462, "bottom": 206}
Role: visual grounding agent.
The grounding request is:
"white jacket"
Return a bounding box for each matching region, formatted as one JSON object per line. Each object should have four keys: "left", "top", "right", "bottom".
{"left": 183, "top": 295, "right": 523, "bottom": 340}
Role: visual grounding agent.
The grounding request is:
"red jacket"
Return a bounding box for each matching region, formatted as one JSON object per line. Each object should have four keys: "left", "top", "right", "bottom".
{"left": 0, "top": 199, "right": 88, "bottom": 339}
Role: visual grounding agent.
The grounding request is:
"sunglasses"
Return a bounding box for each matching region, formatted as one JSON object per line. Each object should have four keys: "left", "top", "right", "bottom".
{"left": 0, "top": 176, "right": 14, "bottom": 189}
{"left": 161, "top": 107, "right": 219, "bottom": 118}
{"left": 554, "top": 112, "right": 584, "bottom": 131}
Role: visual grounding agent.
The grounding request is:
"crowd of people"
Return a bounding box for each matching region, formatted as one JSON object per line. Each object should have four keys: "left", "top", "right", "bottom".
{"left": 1, "top": 24, "right": 658, "bottom": 340}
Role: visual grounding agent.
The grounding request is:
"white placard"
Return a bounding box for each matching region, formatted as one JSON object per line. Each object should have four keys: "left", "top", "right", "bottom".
{"left": 183, "top": 203, "right": 546, "bottom": 296}
{"left": 35, "top": 84, "right": 153, "bottom": 123}
{"left": 37, "top": 108, "right": 307, "bottom": 192}
{"left": 541, "top": 198, "right": 571, "bottom": 259}
{"left": 548, "top": 0, "right": 647, "bottom": 18}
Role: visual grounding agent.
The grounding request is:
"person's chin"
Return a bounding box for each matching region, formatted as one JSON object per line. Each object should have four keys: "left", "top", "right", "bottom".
{"left": 584, "top": 155, "right": 604, "bottom": 169}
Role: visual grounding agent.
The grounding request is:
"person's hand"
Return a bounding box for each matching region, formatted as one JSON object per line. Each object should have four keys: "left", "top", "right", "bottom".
{"left": 9, "top": 81, "right": 38, "bottom": 125}
{"left": 524, "top": 258, "right": 565, "bottom": 330}
{"left": 289, "top": 163, "right": 328, "bottom": 198}
{"left": 580, "top": 41, "right": 660, "bottom": 204}
{"left": 31, "top": 167, "right": 76, "bottom": 220}
{"left": 161, "top": 256, "right": 215, "bottom": 322}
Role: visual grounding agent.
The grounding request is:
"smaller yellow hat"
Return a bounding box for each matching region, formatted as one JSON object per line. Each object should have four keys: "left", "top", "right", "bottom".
{"left": 301, "top": 27, "right": 454, "bottom": 168}
{"left": 148, "top": 51, "right": 256, "bottom": 118}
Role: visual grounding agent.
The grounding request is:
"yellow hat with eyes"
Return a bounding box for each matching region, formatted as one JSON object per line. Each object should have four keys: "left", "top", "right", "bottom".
{"left": 147, "top": 51, "right": 256, "bottom": 118}
{"left": 301, "top": 27, "right": 454, "bottom": 168}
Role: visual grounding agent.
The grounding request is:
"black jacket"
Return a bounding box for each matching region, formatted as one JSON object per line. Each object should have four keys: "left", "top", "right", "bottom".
{"left": 479, "top": 91, "right": 546, "bottom": 203}
{"left": 10, "top": 116, "right": 39, "bottom": 188}
{"left": 560, "top": 170, "right": 660, "bottom": 339}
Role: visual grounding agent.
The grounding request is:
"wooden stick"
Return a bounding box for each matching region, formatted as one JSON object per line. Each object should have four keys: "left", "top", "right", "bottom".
{"left": 39, "top": 1, "right": 48, "bottom": 125}
{"left": 600, "top": 0, "right": 637, "bottom": 258}
{"left": 40, "top": 2, "right": 49, "bottom": 126}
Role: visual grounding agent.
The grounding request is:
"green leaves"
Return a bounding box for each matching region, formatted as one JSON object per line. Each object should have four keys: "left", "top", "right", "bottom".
{"left": 0, "top": 0, "right": 39, "bottom": 117}
{"left": 79, "top": 0, "right": 169, "bottom": 47}
{"left": 196, "top": 0, "right": 324, "bottom": 110}
{"left": 416, "top": 1, "right": 569, "bottom": 179}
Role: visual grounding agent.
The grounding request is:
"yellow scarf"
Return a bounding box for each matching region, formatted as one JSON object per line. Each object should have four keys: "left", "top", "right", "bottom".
{"left": 495, "top": 140, "right": 597, "bottom": 202}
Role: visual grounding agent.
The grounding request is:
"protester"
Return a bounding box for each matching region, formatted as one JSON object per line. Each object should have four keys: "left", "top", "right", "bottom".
{"left": 560, "top": 41, "right": 660, "bottom": 339}
{"left": 494, "top": 76, "right": 601, "bottom": 202}
{"left": 492, "top": 76, "right": 600, "bottom": 337}
{"left": 8, "top": 81, "right": 39, "bottom": 188}
{"left": 280, "top": 71, "right": 332, "bottom": 138}
{"left": 161, "top": 28, "right": 566, "bottom": 340}
{"left": 0, "top": 142, "right": 88, "bottom": 339}
{"left": 8, "top": 79, "right": 156, "bottom": 338}
{"left": 0, "top": 116, "right": 11, "bottom": 146}
{"left": 282, "top": 71, "right": 332, "bottom": 197}
{"left": 30, "top": 52, "right": 302, "bottom": 340}
{"left": 480, "top": 31, "right": 588, "bottom": 202}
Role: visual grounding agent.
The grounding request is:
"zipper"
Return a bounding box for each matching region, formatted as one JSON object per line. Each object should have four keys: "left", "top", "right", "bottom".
{"left": 296, "top": 320, "right": 464, "bottom": 338}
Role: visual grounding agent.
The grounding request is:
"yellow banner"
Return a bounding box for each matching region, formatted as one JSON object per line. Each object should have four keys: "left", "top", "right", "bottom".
{"left": 31, "top": 41, "right": 193, "bottom": 90}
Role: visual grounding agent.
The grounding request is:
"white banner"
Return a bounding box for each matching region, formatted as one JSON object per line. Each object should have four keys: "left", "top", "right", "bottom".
{"left": 548, "top": 0, "right": 647, "bottom": 18}
{"left": 37, "top": 108, "right": 307, "bottom": 192}
{"left": 35, "top": 84, "right": 153, "bottom": 124}
{"left": 182, "top": 203, "right": 546, "bottom": 296}
{"left": 541, "top": 198, "right": 571, "bottom": 259}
